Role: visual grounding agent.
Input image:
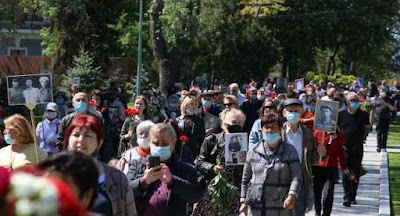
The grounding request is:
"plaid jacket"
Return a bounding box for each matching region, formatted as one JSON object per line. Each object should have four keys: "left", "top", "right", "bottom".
{"left": 98, "top": 161, "right": 137, "bottom": 216}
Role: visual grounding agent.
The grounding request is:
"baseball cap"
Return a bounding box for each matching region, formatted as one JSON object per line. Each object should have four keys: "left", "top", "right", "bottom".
{"left": 46, "top": 102, "right": 58, "bottom": 112}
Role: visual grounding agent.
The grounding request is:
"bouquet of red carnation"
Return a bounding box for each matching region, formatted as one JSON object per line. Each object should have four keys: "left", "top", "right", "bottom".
{"left": 124, "top": 109, "right": 139, "bottom": 116}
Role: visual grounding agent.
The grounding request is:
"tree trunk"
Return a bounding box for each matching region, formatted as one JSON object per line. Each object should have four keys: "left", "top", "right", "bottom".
{"left": 150, "top": 0, "right": 170, "bottom": 96}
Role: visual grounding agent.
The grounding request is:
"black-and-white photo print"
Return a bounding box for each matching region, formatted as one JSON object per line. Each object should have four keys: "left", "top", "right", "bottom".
{"left": 314, "top": 99, "right": 340, "bottom": 132}
{"left": 7, "top": 74, "right": 53, "bottom": 105}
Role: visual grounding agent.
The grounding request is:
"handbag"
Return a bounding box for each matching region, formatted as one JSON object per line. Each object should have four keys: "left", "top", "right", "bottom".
{"left": 245, "top": 183, "right": 264, "bottom": 205}
{"left": 245, "top": 154, "right": 278, "bottom": 206}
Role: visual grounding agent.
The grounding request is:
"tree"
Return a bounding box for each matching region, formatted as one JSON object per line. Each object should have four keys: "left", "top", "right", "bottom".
{"left": 60, "top": 48, "right": 107, "bottom": 97}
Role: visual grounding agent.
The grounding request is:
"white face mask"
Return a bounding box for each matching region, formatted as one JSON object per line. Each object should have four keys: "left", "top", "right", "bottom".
{"left": 137, "top": 137, "right": 149, "bottom": 149}
{"left": 46, "top": 111, "right": 57, "bottom": 120}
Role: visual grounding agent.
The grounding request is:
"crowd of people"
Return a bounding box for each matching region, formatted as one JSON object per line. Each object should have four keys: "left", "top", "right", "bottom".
{"left": 0, "top": 78, "right": 397, "bottom": 216}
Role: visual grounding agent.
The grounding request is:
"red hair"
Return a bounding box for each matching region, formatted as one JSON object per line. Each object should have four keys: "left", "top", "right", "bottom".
{"left": 63, "top": 115, "right": 104, "bottom": 148}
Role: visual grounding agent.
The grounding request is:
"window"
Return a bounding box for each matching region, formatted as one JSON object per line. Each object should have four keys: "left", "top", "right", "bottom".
{"left": 8, "top": 47, "right": 28, "bottom": 56}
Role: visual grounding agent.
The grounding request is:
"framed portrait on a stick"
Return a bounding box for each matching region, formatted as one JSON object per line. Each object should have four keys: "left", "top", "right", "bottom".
{"left": 313, "top": 100, "right": 340, "bottom": 133}
{"left": 275, "top": 78, "right": 287, "bottom": 93}
{"left": 295, "top": 78, "right": 304, "bottom": 92}
{"left": 7, "top": 74, "right": 53, "bottom": 106}
{"left": 224, "top": 133, "right": 248, "bottom": 165}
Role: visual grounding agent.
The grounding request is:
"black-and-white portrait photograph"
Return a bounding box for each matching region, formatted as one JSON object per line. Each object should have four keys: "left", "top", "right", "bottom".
{"left": 275, "top": 77, "right": 287, "bottom": 93}
{"left": 314, "top": 100, "right": 340, "bottom": 132}
{"left": 224, "top": 133, "right": 247, "bottom": 165}
{"left": 7, "top": 74, "right": 53, "bottom": 105}
{"left": 295, "top": 78, "right": 304, "bottom": 92}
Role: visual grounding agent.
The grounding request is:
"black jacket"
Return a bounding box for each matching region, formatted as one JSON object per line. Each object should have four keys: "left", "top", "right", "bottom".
{"left": 127, "top": 155, "right": 202, "bottom": 216}
{"left": 177, "top": 115, "right": 206, "bottom": 157}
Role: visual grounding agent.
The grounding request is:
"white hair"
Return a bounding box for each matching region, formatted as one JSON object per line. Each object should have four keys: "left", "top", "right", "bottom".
{"left": 149, "top": 123, "right": 176, "bottom": 140}
{"left": 39, "top": 76, "right": 49, "bottom": 83}
{"left": 346, "top": 92, "right": 358, "bottom": 102}
{"left": 229, "top": 83, "right": 239, "bottom": 89}
{"left": 136, "top": 120, "right": 155, "bottom": 136}
{"left": 220, "top": 108, "right": 246, "bottom": 127}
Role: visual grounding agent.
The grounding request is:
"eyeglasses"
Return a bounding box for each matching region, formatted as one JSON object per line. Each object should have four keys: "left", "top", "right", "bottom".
{"left": 264, "top": 106, "right": 275, "bottom": 109}
{"left": 287, "top": 110, "right": 299, "bottom": 113}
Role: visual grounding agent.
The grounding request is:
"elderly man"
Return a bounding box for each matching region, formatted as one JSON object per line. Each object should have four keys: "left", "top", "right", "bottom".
{"left": 337, "top": 92, "right": 370, "bottom": 207}
{"left": 241, "top": 87, "right": 262, "bottom": 134}
{"left": 39, "top": 76, "right": 51, "bottom": 102}
{"left": 229, "top": 83, "right": 246, "bottom": 106}
{"left": 127, "top": 123, "right": 202, "bottom": 216}
{"left": 56, "top": 92, "right": 103, "bottom": 151}
{"left": 321, "top": 86, "right": 336, "bottom": 101}
{"left": 281, "top": 98, "right": 323, "bottom": 216}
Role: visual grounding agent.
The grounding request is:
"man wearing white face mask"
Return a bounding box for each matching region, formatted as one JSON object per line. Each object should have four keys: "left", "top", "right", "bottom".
{"left": 127, "top": 123, "right": 202, "bottom": 216}
{"left": 36, "top": 102, "right": 61, "bottom": 155}
{"left": 281, "top": 98, "right": 322, "bottom": 216}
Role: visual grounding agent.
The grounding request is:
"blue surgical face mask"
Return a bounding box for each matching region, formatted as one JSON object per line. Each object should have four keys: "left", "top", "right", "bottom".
{"left": 185, "top": 108, "right": 194, "bottom": 115}
{"left": 150, "top": 145, "right": 172, "bottom": 162}
{"left": 250, "top": 95, "right": 257, "bottom": 100}
{"left": 202, "top": 100, "right": 213, "bottom": 109}
{"left": 350, "top": 102, "right": 360, "bottom": 110}
{"left": 95, "top": 99, "right": 101, "bottom": 105}
{"left": 169, "top": 103, "right": 177, "bottom": 110}
{"left": 74, "top": 101, "right": 87, "bottom": 113}
{"left": 286, "top": 112, "right": 300, "bottom": 124}
{"left": 4, "top": 134, "right": 15, "bottom": 145}
{"left": 262, "top": 133, "right": 281, "bottom": 144}
{"left": 55, "top": 98, "right": 64, "bottom": 105}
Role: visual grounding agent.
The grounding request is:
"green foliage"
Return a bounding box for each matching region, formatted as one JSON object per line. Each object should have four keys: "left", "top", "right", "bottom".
{"left": 60, "top": 48, "right": 107, "bottom": 97}
{"left": 208, "top": 158, "right": 238, "bottom": 216}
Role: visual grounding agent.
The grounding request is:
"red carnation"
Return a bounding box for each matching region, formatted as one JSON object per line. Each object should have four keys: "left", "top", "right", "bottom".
{"left": 124, "top": 109, "right": 139, "bottom": 116}
{"left": 179, "top": 135, "right": 189, "bottom": 142}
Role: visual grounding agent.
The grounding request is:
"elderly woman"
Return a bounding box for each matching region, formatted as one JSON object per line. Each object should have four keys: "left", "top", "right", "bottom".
{"left": 65, "top": 114, "right": 137, "bottom": 216}
{"left": 240, "top": 113, "right": 302, "bottom": 216}
{"left": 176, "top": 96, "right": 205, "bottom": 157}
{"left": 193, "top": 108, "right": 246, "bottom": 215}
{"left": 117, "top": 120, "right": 155, "bottom": 174}
{"left": 249, "top": 99, "right": 277, "bottom": 145}
{"left": 119, "top": 95, "right": 150, "bottom": 157}
{"left": 127, "top": 123, "right": 202, "bottom": 216}
{"left": 0, "top": 114, "right": 47, "bottom": 170}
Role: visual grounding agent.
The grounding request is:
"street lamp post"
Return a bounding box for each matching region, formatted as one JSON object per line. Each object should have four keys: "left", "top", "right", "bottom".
{"left": 136, "top": 0, "right": 144, "bottom": 96}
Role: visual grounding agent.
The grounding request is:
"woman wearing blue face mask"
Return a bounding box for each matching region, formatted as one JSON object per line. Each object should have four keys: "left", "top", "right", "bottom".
{"left": 240, "top": 113, "right": 302, "bottom": 216}
{"left": 0, "top": 114, "right": 47, "bottom": 170}
{"left": 127, "top": 123, "right": 202, "bottom": 216}
{"left": 176, "top": 96, "right": 205, "bottom": 157}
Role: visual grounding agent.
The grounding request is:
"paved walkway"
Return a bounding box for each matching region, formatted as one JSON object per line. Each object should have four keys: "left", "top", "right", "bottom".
{"left": 306, "top": 131, "right": 381, "bottom": 216}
